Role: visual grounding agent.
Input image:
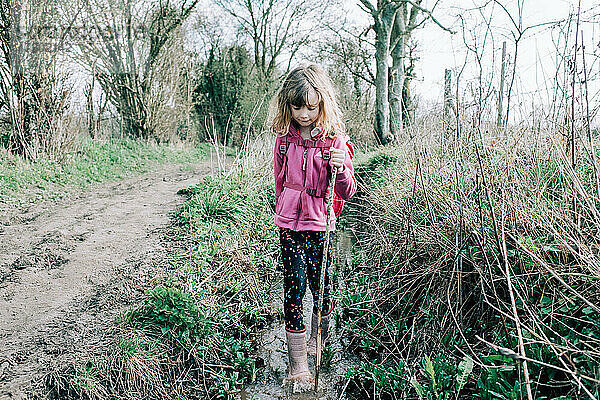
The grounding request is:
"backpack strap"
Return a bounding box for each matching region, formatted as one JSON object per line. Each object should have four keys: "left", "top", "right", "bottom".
{"left": 276, "top": 136, "right": 288, "bottom": 190}
{"left": 286, "top": 136, "right": 329, "bottom": 149}
{"left": 279, "top": 142, "right": 287, "bottom": 155}
{"left": 307, "top": 137, "right": 333, "bottom": 199}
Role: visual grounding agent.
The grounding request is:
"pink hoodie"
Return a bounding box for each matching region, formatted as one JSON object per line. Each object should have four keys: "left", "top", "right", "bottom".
{"left": 274, "top": 123, "right": 356, "bottom": 231}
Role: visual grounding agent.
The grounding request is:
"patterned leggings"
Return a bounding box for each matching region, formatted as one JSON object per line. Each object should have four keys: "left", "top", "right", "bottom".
{"left": 280, "top": 228, "right": 334, "bottom": 332}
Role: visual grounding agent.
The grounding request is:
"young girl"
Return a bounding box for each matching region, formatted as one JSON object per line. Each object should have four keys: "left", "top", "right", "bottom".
{"left": 271, "top": 64, "right": 356, "bottom": 384}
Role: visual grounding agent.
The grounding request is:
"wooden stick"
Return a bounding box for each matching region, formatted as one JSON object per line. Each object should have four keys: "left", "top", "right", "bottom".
{"left": 315, "top": 166, "right": 337, "bottom": 392}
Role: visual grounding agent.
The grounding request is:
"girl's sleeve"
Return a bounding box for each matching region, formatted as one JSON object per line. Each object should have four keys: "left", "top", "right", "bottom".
{"left": 274, "top": 135, "right": 284, "bottom": 205}
{"left": 333, "top": 134, "right": 357, "bottom": 200}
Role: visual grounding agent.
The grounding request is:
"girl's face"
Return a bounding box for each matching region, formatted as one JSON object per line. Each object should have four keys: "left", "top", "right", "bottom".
{"left": 290, "top": 89, "right": 320, "bottom": 128}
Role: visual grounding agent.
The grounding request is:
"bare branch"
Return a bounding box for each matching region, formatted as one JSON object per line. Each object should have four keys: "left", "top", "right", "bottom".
{"left": 357, "top": 0, "right": 376, "bottom": 16}
{"left": 404, "top": 0, "right": 455, "bottom": 33}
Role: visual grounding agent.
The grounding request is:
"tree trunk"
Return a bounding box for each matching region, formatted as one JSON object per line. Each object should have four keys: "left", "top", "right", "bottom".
{"left": 360, "top": 0, "right": 438, "bottom": 145}
{"left": 374, "top": 38, "right": 391, "bottom": 145}
{"left": 497, "top": 41, "right": 506, "bottom": 127}
{"left": 86, "top": 82, "right": 97, "bottom": 139}
{"left": 373, "top": 5, "right": 396, "bottom": 145}
{"left": 401, "top": 72, "right": 412, "bottom": 127}
{"left": 389, "top": 38, "right": 404, "bottom": 140}
{"left": 389, "top": 1, "right": 421, "bottom": 139}
{"left": 389, "top": 5, "right": 406, "bottom": 140}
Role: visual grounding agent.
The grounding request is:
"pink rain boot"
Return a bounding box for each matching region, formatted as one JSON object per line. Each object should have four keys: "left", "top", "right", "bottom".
{"left": 283, "top": 329, "right": 313, "bottom": 384}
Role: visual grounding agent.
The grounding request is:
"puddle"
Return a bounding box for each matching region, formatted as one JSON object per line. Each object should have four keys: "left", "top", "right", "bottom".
{"left": 242, "top": 231, "right": 359, "bottom": 399}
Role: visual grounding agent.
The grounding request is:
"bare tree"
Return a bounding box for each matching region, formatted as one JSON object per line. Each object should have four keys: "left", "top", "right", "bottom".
{"left": 0, "top": 0, "right": 78, "bottom": 159}
{"left": 491, "top": 0, "right": 558, "bottom": 127}
{"left": 319, "top": 23, "right": 375, "bottom": 101}
{"left": 357, "top": 0, "right": 395, "bottom": 145}
{"left": 358, "top": 0, "right": 451, "bottom": 145}
{"left": 389, "top": 2, "right": 415, "bottom": 137}
{"left": 457, "top": 5, "right": 496, "bottom": 133}
{"left": 75, "top": 0, "right": 199, "bottom": 139}
{"left": 213, "top": 0, "right": 335, "bottom": 80}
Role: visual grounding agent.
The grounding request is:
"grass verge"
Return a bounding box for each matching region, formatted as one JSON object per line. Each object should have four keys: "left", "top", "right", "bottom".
{"left": 337, "top": 130, "right": 600, "bottom": 399}
{"left": 0, "top": 138, "right": 211, "bottom": 215}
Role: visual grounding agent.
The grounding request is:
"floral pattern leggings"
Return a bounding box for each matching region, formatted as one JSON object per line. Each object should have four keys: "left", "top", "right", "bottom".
{"left": 280, "top": 227, "right": 334, "bottom": 332}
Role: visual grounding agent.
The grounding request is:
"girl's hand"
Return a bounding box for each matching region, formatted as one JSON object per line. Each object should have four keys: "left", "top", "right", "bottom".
{"left": 330, "top": 148, "right": 345, "bottom": 172}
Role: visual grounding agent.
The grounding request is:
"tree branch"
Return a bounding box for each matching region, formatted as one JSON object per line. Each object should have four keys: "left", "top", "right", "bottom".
{"left": 403, "top": 0, "right": 455, "bottom": 33}
{"left": 357, "top": 0, "right": 376, "bottom": 16}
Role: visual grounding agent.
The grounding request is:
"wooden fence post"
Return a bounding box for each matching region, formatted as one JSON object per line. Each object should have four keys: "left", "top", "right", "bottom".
{"left": 497, "top": 41, "right": 506, "bottom": 128}
{"left": 443, "top": 68, "right": 452, "bottom": 136}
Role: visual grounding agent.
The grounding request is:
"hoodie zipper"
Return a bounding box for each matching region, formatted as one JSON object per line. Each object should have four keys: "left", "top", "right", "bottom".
{"left": 295, "top": 148, "right": 308, "bottom": 231}
{"left": 302, "top": 149, "right": 307, "bottom": 171}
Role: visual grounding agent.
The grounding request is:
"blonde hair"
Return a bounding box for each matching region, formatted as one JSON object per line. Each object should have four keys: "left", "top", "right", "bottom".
{"left": 269, "top": 64, "right": 344, "bottom": 139}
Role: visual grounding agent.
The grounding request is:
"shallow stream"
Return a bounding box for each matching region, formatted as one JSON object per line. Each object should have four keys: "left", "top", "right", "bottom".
{"left": 240, "top": 231, "right": 359, "bottom": 400}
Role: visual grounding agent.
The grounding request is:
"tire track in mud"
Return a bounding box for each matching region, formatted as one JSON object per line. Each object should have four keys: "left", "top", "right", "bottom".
{"left": 0, "top": 162, "right": 213, "bottom": 399}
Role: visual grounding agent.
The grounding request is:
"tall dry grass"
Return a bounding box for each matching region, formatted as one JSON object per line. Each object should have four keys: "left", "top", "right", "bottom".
{"left": 341, "top": 119, "right": 600, "bottom": 398}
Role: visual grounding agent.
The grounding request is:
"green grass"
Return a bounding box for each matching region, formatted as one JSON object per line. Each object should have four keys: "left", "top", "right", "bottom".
{"left": 123, "top": 169, "right": 279, "bottom": 399}
{"left": 0, "top": 138, "right": 211, "bottom": 213}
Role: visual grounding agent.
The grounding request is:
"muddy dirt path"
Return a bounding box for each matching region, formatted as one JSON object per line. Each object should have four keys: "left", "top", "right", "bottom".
{"left": 0, "top": 162, "right": 213, "bottom": 399}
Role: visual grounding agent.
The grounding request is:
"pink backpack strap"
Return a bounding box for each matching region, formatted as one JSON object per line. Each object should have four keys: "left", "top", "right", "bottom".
{"left": 287, "top": 136, "right": 329, "bottom": 149}
{"left": 276, "top": 136, "right": 288, "bottom": 188}
{"left": 278, "top": 136, "right": 289, "bottom": 155}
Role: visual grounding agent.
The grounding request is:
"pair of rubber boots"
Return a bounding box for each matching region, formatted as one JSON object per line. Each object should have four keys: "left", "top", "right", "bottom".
{"left": 284, "top": 311, "right": 331, "bottom": 383}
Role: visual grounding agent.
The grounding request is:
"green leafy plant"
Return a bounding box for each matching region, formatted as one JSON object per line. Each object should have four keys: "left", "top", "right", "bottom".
{"left": 345, "top": 360, "right": 405, "bottom": 399}
{"left": 128, "top": 286, "right": 209, "bottom": 341}
{"left": 211, "top": 371, "right": 244, "bottom": 400}
{"left": 475, "top": 354, "right": 524, "bottom": 400}
{"left": 410, "top": 355, "right": 473, "bottom": 400}
{"left": 219, "top": 337, "right": 257, "bottom": 382}
{"left": 320, "top": 344, "right": 335, "bottom": 370}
